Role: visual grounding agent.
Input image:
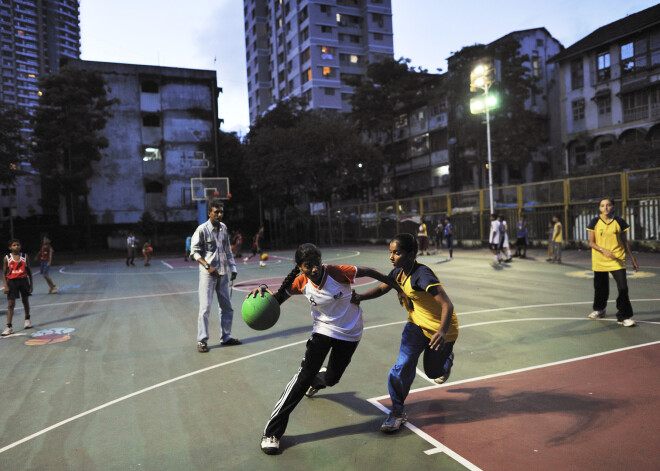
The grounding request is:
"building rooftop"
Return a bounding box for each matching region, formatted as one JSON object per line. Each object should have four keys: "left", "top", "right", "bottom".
{"left": 549, "top": 3, "right": 660, "bottom": 63}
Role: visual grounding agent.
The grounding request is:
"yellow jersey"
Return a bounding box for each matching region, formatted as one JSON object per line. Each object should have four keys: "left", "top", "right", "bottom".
{"left": 587, "top": 216, "right": 629, "bottom": 271}
{"left": 389, "top": 262, "right": 459, "bottom": 342}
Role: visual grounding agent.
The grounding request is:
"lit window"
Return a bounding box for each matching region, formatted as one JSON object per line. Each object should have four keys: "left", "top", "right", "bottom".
{"left": 350, "top": 55, "right": 359, "bottom": 64}
{"left": 321, "top": 46, "right": 334, "bottom": 60}
{"left": 322, "top": 67, "right": 332, "bottom": 77}
{"left": 143, "top": 147, "right": 161, "bottom": 161}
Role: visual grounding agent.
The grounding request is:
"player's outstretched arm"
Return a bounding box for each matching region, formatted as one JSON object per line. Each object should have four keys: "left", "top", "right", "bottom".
{"left": 355, "top": 266, "right": 411, "bottom": 310}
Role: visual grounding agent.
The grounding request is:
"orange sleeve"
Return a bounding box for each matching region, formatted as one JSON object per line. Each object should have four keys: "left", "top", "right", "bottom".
{"left": 326, "top": 265, "right": 357, "bottom": 284}
{"left": 287, "top": 273, "right": 308, "bottom": 295}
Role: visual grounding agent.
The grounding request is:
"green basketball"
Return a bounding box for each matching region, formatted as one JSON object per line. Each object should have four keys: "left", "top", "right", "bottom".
{"left": 241, "top": 292, "right": 280, "bottom": 330}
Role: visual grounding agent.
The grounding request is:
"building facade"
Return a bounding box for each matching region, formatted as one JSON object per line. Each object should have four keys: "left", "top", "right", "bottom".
{"left": 0, "top": 0, "right": 80, "bottom": 223}
{"left": 67, "top": 60, "right": 220, "bottom": 225}
{"left": 549, "top": 4, "right": 660, "bottom": 173}
{"left": 243, "top": 0, "right": 393, "bottom": 123}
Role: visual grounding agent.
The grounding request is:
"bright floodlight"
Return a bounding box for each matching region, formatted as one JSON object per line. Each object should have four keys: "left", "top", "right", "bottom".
{"left": 473, "top": 64, "right": 485, "bottom": 76}
{"left": 486, "top": 95, "right": 498, "bottom": 107}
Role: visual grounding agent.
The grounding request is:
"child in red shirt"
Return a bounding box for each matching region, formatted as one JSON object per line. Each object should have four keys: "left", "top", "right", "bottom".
{"left": 3, "top": 239, "right": 33, "bottom": 335}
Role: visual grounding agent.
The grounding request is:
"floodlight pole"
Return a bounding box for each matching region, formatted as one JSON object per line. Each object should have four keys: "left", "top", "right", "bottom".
{"left": 484, "top": 82, "right": 494, "bottom": 214}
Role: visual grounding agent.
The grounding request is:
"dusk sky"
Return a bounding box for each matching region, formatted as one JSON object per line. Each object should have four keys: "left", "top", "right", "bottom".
{"left": 80, "top": 1, "right": 658, "bottom": 135}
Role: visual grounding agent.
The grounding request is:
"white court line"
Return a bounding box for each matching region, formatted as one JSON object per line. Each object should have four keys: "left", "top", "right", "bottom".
{"left": 161, "top": 260, "right": 174, "bottom": 269}
{"left": 368, "top": 323, "right": 660, "bottom": 469}
{"left": 1, "top": 300, "right": 658, "bottom": 455}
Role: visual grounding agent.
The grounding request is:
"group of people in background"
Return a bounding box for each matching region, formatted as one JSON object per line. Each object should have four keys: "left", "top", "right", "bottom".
{"left": 126, "top": 232, "right": 153, "bottom": 267}
{"left": 418, "top": 217, "right": 453, "bottom": 261}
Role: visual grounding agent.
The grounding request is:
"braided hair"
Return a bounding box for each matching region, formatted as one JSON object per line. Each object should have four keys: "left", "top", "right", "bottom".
{"left": 276, "top": 243, "right": 323, "bottom": 299}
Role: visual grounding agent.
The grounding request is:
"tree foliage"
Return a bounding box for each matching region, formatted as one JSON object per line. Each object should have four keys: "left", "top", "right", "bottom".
{"left": 444, "top": 37, "right": 546, "bottom": 184}
{"left": 0, "top": 105, "right": 28, "bottom": 185}
{"left": 245, "top": 98, "right": 383, "bottom": 206}
{"left": 31, "top": 66, "right": 116, "bottom": 217}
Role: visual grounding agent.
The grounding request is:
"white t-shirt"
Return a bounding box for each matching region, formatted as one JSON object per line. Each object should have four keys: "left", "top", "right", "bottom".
{"left": 490, "top": 220, "right": 501, "bottom": 245}
{"left": 287, "top": 264, "right": 363, "bottom": 342}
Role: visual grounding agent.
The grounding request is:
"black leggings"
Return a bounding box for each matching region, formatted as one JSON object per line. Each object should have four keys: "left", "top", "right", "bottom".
{"left": 593, "top": 269, "right": 633, "bottom": 320}
{"left": 263, "top": 333, "right": 359, "bottom": 439}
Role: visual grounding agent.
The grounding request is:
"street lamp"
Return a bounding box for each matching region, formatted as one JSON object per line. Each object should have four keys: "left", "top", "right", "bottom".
{"left": 470, "top": 58, "right": 500, "bottom": 213}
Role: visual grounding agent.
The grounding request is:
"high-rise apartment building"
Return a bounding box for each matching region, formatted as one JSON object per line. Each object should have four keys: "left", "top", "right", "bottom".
{"left": 0, "top": 0, "right": 80, "bottom": 110}
{"left": 243, "top": 0, "right": 393, "bottom": 123}
{"left": 0, "top": 0, "right": 79, "bottom": 222}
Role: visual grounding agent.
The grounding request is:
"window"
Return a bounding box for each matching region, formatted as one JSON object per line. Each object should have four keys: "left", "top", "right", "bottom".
{"left": 145, "top": 181, "right": 163, "bottom": 193}
{"left": 597, "top": 51, "right": 611, "bottom": 82}
{"left": 622, "top": 90, "right": 649, "bottom": 122}
{"left": 373, "top": 33, "right": 383, "bottom": 40}
{"left": 321, "top": 46, "right": 334, "bottom": 59}
{"left": 1, "top": 187, "right": 16, "bottom": 196}
{"left": 536, "top": 38, "right": 544, "bottom": 47}
{"left": 570, "top": 58, "right": 583, "bottom": 90}
{"left": 298, "top": 5, "right": 307, "bottom": 22}
{"left": 321, "top": 25, "right": 332, "bottom": 33}
{"left": 572, "top": 144, "right": 587, "bottom": 166}
{"left": 621, "top": 39, "right": 647, "bottom": 74}
{"left": 302, "top": 68, "right": 311, "bottom": 83}
{"left": 322, "top": 66, "right": 333, "bottom": 77}
{"left": 141, "top": 81, "right": 158, "bottom": 93}
{"left": 142, "top": 114, "right": 160, "bottom": 127}
{"left": 320, "top": 4, "right": 331, "bottom": 15}
{"left": 531, "top": 54, "right": 540, "bottom": 78}
{"left": 410, "top": 133, "right": 429, "bottom": 157}
{"left": 597, "top": 96, "right": 611, "bottom": 115}
{"left": 299, "top": 27, "right": 309, "bottom": 42}
{"left": 350, "top": 34, "right": 361, "bottom": 43}
{"left": 301, "top": 47, "right": 311, "bottom": 63}
{"left": 324, "top": 87, "right": 335, "bottom": 95}
{"left": 571, "top": 98, "right": 585, "bottom": 121}
{"left": 143, "top": 147, "right": 161, "bottom": 161}
{"left": 395, "top": 114, "right": 408, "bottom": 128}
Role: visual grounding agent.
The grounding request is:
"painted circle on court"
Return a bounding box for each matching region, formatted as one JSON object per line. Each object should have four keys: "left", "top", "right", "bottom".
{"left": 566, "top": 270, "right": 655, "bottom": 279}
{"left": 25, "top": 327, "right": 75, "bottom": 346}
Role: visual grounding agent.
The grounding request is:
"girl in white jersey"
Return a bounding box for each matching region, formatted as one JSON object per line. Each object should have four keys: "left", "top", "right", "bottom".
{"left": 249, "top": 243, "right": 409, "bottom": 455}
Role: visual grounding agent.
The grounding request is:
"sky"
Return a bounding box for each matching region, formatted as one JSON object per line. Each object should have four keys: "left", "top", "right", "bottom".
{"left": 79, "top": 0, "right": 658, "bottom": 136}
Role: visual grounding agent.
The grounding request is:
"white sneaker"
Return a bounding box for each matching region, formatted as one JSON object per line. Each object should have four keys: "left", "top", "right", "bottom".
{"left": 588, "top": 309, "right": 606, "bottom": 319}
{"left": 243, "top": 257, "right": 248, "bottom": 264}
{"left": 261, "top": 436, "right": 279, "bottom": 455}
{"left": 618, "top": 318, "right": 636, "bottom": 327}
{"left": 1, "top": 326, "right": 13, "bottom": 336}
{"left": 24, "top": 319, "right": 32, "bottom": 329}
{"left": 259, "top": 261, "right": 266, "bottom": 267}
{"left": 380, "top": 411, "right": 407, "bottom": 433}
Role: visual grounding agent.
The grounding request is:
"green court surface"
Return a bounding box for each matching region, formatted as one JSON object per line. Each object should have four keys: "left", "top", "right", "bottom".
{"left": 0, "top": 247, "right": 658, "bottom": 470}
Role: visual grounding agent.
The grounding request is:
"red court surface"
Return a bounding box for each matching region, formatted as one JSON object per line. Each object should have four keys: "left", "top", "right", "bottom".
{"left": 377, "top": 342, "right": 660, "bottom": 471}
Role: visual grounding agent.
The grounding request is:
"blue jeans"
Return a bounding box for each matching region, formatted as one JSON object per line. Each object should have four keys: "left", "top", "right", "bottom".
{"left": 197, "top": 271, "right": 234, "bottom": 343}
{"left": 388, "top": 322, "right": 455, "bottom": 414}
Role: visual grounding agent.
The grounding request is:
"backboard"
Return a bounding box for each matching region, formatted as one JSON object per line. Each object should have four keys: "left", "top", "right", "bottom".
{"left": 191, "top": 177, "right": 230, "bottom": 201}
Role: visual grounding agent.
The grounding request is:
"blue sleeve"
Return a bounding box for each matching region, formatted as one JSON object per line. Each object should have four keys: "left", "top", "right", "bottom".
{"left": 388, "top": 267, "right": 401, "bottom": 281}
{"left": 411, "top": 264, "right": 440, "bottom": 292}
{"left": 586, "top": 217, "right": 599, "bottom": 231}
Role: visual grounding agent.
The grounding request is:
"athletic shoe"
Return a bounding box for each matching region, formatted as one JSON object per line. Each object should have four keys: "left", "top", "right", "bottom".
{"left": 259, "top": 261, "right": 266, "bottom": 267}
{"left": 618, "top": 319, "right": 636, "bottom": 327}
{"left": 261, "top": 436, "right": 279, "bottom": 455}
{"left": 221, "top": 338, "right": 242, "bottom": 346}
{"left": 434, "top": 352, "right": 454, "bottom": 384}
{"left": 49, "top": 286, "right": 58, "bottom": 294}
{"left": 504, "top": 258, "right": 512, "bottom": 263}
{"left": 588, "top": 309, "right": 606, "bottom": 319}
{"left": 305, "top": 385, "right": 320, "bottom": 397}
{"left": 24, "top": 319, "right": 32, "bottom": 329}
{"left": 197, "top": 341, "right": 209, "bottom": 353}
{"left": 243, "top": 257, "right": 248, "bottom": 264}
{"left": 381, "top": 411, "right": 407, "bottom": 433}
{"left": 1, "top": 326, "right": 13, "bottom": 336}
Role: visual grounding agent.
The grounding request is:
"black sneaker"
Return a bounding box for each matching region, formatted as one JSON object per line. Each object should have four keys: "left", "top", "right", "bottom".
{"left": 434, "top": 352, "right": 454, "bottom": 384}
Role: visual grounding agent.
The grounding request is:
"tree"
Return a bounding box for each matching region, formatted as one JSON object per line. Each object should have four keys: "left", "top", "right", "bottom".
{"left": 347, "top": 57, "right": 431, "bottom": 198}
{"left": 245, "top": 98, "right": 383, "bottom": 207}
{"left": 444, "top": 37, "right": 546, "bottom": 188}
{"left": 0, "top": 105, "right": 28, "bottom": 185}
{"left": 31, "top": 66, "right": 116, "bottom": 226}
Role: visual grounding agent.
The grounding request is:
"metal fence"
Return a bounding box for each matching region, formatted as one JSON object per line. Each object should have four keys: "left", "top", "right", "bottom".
{"left": 332, "top": 168, "right": 660, "bottom": 245}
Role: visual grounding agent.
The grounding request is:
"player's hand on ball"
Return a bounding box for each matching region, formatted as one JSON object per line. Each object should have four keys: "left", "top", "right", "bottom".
{"left": 246, "top": 285, "right": 273, "bottom": 299}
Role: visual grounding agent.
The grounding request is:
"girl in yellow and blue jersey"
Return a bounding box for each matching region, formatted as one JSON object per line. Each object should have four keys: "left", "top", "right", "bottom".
{"left": 586, "top": 198, "right": 639, "bottom": 326}
{"left": 353, "top": 233, "right": 459, "bottom": 434}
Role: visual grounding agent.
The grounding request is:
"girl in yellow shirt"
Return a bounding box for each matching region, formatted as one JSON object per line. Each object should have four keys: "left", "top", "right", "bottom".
{"left": 586, "top": 198, "right": 639, "bottom": 326}
{"left": 353, "top": 233, "right": 458, "bottom": 433}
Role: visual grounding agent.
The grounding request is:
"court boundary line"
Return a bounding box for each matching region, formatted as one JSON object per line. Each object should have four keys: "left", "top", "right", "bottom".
{"left": 369, "top": 329, "right": 660, "bottom": 470}
{"left": 1, "top": 301, "right": 658, "bottom": 455}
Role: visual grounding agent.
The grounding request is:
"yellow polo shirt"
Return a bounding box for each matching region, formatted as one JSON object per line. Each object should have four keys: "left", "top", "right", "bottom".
{"left": 390, "top": 262, "right": 459, "bottom": 342}
{"left": 586, "top": 216, "right": 629, "bottom": 271}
